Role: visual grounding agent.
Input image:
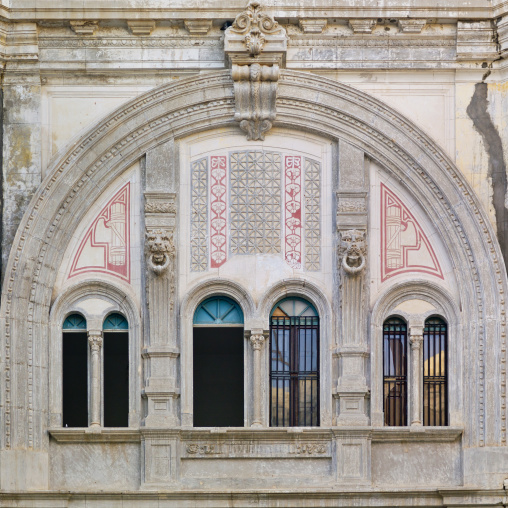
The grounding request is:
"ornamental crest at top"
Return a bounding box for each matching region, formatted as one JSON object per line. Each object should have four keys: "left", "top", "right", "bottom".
{"left": 225, "top": 1, "right": 287, "bottom": 65}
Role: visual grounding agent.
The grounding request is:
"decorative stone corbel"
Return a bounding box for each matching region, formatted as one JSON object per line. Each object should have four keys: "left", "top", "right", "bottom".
{"left": 225, "top": 1, "right": 287, "bottom": 141}
{"left": 127, "top": 20, "right": 156, "bottom": 36}
{"left": 348, "top": 19, "right": 376, "bottom": 34}
{"left": 338, "top": 229, "right": 366, "bottom": 276}
{"left": 397, "top": 19, "right": 427, "bottom": 34}
{"left": 70, "top": 21, "right": 98, "bottom": 36}
{"left": 184, "top": 20, "right": 212, "bottom": 35}
{"left": 299, "top": 19, "right": 327, "bottom": 34}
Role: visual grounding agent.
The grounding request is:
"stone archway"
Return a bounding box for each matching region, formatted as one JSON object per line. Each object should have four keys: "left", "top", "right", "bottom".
{"left": 1, "top": 69, "right": 506, "bottom": 489}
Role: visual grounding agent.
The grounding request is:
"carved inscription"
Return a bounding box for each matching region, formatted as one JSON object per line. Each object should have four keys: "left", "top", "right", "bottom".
{"left": 290, "top": 443, "right": 327, "bottom": 454}
{"left": 186, "top": 444, "right": 222, "bottom": 455}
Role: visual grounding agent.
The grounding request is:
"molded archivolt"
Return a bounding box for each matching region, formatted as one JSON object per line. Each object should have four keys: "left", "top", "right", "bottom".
{"left": 0, "top": 70, "right": 506, "bottom": 454}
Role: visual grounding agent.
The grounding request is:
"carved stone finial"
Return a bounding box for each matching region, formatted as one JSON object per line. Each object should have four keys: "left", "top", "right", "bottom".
{"left": 225, "top": 1, "right": 287, "bottom": 141}
{"left": 339, "top": 229, "right": 366, "bottom": 275}
{"left": 146, "top": 229, "right": 175, "bottom": 275}
{"left": 228, "top": 1, "right": 283, "bottom": 57}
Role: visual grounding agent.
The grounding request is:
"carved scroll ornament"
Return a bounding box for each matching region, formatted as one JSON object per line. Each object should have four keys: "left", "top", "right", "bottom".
{"left": 232, "top": 63, "right": 279, "bottom": 141}
{"left": 339, "top": 229, "right": 366, "bottom": 275}
{"left": 146, "top": 229, "right": 175, "bottom": 275}
{"left": 229, "top": 0, "right": 282, "bottom": 56}
{"left": 225, "top": 1, "right": 287, "bottom": 141}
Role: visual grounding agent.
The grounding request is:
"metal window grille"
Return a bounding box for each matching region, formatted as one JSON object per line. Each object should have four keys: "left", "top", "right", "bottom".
{"left": 383, "top": 318, "right": 408, "bottom": 426}
{"left": 423, "top": 318, "right": 448, "bottom": 426}
{"left": 270, "top": 316, "right": 319, "bottom": 426}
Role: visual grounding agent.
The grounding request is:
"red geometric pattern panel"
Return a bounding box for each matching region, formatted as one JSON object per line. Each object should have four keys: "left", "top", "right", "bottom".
{"left": 210, "top": 155, "right": 228, "bottom": 268}
{"left": 69, "top": 182, "right": 130, "bottom": 283}
{"left": 381, "top": 183, "right": 443, "bottom": 282}
{"left": 284, "top": 156, "right": 302, "bottom": 269}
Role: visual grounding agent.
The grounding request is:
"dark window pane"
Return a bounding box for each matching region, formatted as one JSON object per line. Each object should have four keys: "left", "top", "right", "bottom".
{"left": 62, "top": 332, "right": 88, "bottom": 427}
{"left": 270, "top": 308, "right": 319, "bottom": 427}
{"left": 383, "top": 318, "right": 407, "bottom": 426}
{"left": 103, "top": 331, "right": 129, "bottom": 427}
{"left": 423, "top": 318, "right": 448, "bottom": 426}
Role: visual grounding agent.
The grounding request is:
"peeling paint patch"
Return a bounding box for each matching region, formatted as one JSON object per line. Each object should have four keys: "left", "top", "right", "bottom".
{"left": 467, "top": 82, "right": 508, "bottom": 269}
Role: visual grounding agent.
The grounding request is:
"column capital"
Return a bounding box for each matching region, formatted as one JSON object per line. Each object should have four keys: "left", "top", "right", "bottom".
{"left": 409, "top": 326, "right": 424, "bottom": 349}
{"left": 88, "top": 330, "right": 103, "bottom": 351}
{"left": 250, "top": 334, "right": 266, "bottom": 351}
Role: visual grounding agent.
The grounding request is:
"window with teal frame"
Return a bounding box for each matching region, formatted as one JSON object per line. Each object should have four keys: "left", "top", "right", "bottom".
{"left": 103, "top": 313, "right": 129, "bottom": 330}
{"left": 63, "top": 313, "right": 87, "bottom": 330}
{"left": 193, "top": 296, "right": 244, "bottom": 325}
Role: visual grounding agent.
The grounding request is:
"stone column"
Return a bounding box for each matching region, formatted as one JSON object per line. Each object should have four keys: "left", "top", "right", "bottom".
{"left": 409, "top": 325, "right": 424, "bottom": 426}
{"left": 250, "top": 333, "right": 266, "bottom": 427}
{"left": 88, "top": 330, "right": 103, "bottom": 428}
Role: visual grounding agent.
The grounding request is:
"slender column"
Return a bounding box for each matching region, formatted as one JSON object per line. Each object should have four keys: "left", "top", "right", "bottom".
{"left": 250, "top": 334, "right": 266, "bottom": 427}
{"left": 409, "top": 326, "right": 424, "bottom": 426}
{"left": 88, "top": 330, "right": 103, "bottom": 427}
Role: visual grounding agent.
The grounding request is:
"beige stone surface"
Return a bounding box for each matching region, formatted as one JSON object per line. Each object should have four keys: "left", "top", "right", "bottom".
{"left": 0, "top": 1, "right": 507, "bottom": 505}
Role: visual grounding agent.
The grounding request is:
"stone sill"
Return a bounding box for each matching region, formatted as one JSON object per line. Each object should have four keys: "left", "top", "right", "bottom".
{"left": 371, "top": 426, "right": 463, "bottom": 442}
{"left": 48, "top": 428, "right": 141, "bottom": 443}
{"left": 48, "top": 426, "right": 463, "bottom": 443}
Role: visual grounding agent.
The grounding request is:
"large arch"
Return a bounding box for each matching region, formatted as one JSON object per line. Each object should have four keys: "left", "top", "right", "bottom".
{"left": 0, "top": 70, "right": 506, "bottom": 453}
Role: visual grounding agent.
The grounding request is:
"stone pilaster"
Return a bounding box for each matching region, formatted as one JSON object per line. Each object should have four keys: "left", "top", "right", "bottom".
{"left": 88, "top": 330, "right": 103, "bottom": 428}
{"left": 409, "top": 325, "right": 424, "bottom": 426}
{"left": 334, "top": 141, "right": 370, "bottom": 427}
{"left": 143, "top": 192, "right": 178, "bottom": 427}
{"left": 249, "top": 332, "right": 267, "bottom": 427}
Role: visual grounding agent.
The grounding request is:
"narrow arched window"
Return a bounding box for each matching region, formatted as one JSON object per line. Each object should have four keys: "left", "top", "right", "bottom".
{"left": 270, "top": 297, "right": 319, "bottom": 427}
{"left": 193, "top": 296, "right": 244, "bottom": 427}
{"left": 423, "top": 317, "right": 448, "bottom": 426}
{"left": 62, "top": 313, "right": 88, "bottom": 427}
{"left": 383, "top": 317, "right": 407, "bottom": 426}
{"left": 103, "top": 313, "right": 129, "bottom": 427}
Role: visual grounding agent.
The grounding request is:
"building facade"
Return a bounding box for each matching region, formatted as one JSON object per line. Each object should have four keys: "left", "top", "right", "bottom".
{"left": 0, "top": 0, "right": 508, "bottom": 506}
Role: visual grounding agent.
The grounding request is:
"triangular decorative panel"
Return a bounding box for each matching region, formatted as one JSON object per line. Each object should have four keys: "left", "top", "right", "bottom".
{"left": 380, "top": 183, "right": 443, "bottom": 282}
{"left": 69, "top": 183, "right": 130, "bottom": 282}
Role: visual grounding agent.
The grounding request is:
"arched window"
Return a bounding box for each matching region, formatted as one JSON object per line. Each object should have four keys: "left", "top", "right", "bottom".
{"left": 270, "top": 297, "right": 319, "bottom": 427}
{"left": 193, "top": 296, "right": 244, "bottom": 427}
{"left": 383, "top": 317, "right": 408, "bottom": 426}
{"left": 423, "top": 317, "right": 448, "bottom": 426}
{"left": 103, "top": 313, "right": 129, "bottom": 427}
{"left": 62, "top": 313, "right": 88, "bottom": 427}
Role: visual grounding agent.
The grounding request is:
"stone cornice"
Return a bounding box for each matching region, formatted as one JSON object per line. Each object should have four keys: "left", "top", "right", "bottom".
{"left": 0, "top": 1, "right": 501, "bottom": 22}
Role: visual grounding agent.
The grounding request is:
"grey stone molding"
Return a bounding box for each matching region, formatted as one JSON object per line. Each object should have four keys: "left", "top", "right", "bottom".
{"left": 1, "top": 68, "right": 507, "bottom": 489}
{"left": 48, "top": 428, "right": 141, "bottom": 442}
